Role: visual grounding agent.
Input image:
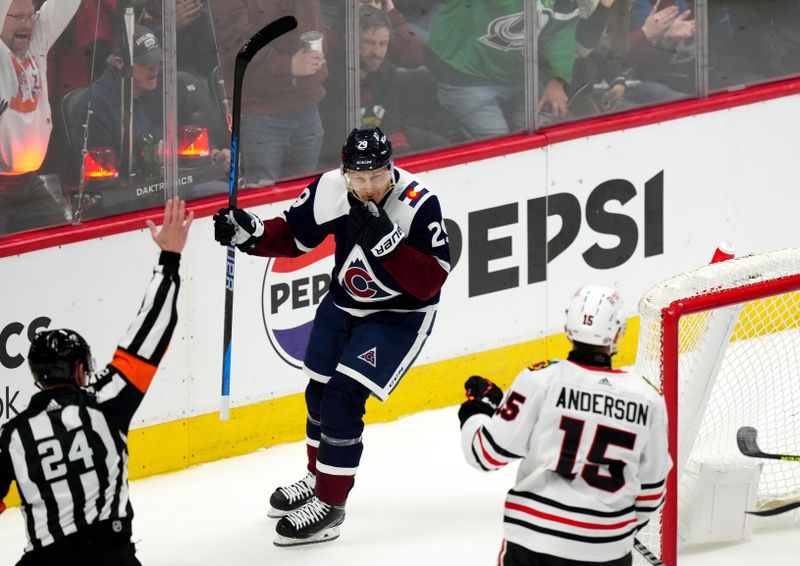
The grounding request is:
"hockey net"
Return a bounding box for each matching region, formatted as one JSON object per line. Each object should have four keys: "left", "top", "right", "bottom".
{"left": 633, "top": 247, "right": 800, "bottom": 566}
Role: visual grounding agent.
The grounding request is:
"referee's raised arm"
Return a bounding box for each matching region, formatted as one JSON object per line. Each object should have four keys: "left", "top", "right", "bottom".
{"left": 0, "top": 198, "right": 192, "bottom": 566}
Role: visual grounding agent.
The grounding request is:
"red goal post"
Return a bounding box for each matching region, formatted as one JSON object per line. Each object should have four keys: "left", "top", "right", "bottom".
{"left": 634, "top": 247, "right": 800, "bottom": 566}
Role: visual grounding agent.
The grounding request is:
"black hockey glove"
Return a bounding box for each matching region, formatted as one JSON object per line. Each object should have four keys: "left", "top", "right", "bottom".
{"left": 458, "top": 375, "right": 504, "bottom": 427}
{"left": 213, "top": 207, "right": 264, "bottom": 252}
{"left": 347, "top": 201, "right": 404, "bottom": 259}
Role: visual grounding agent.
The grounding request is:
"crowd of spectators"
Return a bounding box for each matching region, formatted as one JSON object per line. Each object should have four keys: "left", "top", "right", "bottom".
{"left": 317, "top": 4, "right": 449, "bottom": 167}
{"left": 67, "top": 24, "right": 232, "bottom": 173}
{"left": 1, "top": 0, "right": 799, "bottom": 237}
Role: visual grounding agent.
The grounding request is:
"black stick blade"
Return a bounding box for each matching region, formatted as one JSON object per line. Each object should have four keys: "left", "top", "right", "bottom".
{"left": 237, "top": 16, "right": 298, "bottom": 63}
{"left": 737, "top": 426, "right": 762, "bottom": 458}
{"left": 747, "top": 500, "right": 800, "bottom": 517}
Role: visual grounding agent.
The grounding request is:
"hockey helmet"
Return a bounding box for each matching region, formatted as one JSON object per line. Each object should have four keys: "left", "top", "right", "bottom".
{"left": 341, "top": 127, "right": 393, "bottom": 172}
{"left": 28, "top": 328, "right": 94, "bottom": 387}
{"left": 564, "top": 285, "right": 626, "bottom": 348}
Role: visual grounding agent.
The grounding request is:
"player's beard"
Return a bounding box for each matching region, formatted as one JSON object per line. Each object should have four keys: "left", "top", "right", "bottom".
{"left": 363, "top": 57, "right": 383, "bottom": 72}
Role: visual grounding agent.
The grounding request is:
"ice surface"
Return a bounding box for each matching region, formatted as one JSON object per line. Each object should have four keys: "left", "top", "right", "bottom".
{"left": 1, "top": 407, "right": 796, "bottom": 565}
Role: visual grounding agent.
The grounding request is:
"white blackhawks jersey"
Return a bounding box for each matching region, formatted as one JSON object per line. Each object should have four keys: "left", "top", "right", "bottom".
{"left": 462, "top": 359, "right": 672, "bottom": 562}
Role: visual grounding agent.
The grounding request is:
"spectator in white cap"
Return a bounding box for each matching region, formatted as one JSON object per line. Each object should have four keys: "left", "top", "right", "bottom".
{"left": 67, "top": 25, "right": 175, "bottom": 163}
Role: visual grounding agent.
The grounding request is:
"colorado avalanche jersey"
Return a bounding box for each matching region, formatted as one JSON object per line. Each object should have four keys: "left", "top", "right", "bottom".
{"left": 280, "top": 166, "right": 451, "bottom": 315}
{"left": 461, "top": 360, "right": 672, "bottom": 562}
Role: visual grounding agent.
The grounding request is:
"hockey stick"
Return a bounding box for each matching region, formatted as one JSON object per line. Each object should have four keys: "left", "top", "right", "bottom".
{"left": 633, "top": 538, "right": 665, "bottom": 566}
{"left": 220, "top": 15, "right": 297, "bottom": 421}
{"left": 746, "top": 500, "right": 800, "bottom": 517}
{"left": 737, "top": 426, "right": 800, "bottom": 517}
{"left": 737, "top": 426, "right": 800, "bottom": 462}
{"left": 633, "top": 538, "right": 664, "bottom": 566}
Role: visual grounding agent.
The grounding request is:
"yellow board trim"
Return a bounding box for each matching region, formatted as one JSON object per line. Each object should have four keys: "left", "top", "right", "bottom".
{"left": 3, "top": 319, "right": 639, "bottom": 509}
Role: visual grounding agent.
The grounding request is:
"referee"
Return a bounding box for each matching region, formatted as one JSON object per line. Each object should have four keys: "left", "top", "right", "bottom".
{"left": 0, "top": 198, "right": 193, "bottom": 565}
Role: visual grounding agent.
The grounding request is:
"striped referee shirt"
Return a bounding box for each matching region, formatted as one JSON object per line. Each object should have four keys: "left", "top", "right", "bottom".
{"left": 0, "top": 252, "right": 180, "bottom": 552}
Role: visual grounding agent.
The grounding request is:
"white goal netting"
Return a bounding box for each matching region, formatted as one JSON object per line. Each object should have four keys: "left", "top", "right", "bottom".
{"left": 633, "top": 247, "right": 800, "bottom": 565}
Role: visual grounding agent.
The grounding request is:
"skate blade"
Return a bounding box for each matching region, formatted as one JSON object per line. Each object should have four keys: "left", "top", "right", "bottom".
{"left": 268, "top": 506, "right": 289, "bottom": 519}
{"left": 273, "top": 527, "right": 341, "bottom": 547}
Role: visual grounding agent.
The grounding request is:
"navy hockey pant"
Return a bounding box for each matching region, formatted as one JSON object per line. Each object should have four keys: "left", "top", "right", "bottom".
{"left": 301, "top": 295, "right": 436, "bottom": 504}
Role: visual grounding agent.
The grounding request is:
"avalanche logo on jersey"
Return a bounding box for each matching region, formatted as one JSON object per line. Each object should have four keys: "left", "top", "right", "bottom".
{"left": 261, "top": 236, "right": 336, "bottom": 369}
{"left": 338, "top": 246, "right": 400, "bottom": 302}
{"left": 357, "top": 347, "right": 377, "bottom": 368}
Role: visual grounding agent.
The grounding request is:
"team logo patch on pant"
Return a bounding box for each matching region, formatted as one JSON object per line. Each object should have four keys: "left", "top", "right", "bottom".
{"left": 358, "top": 347, "right": 377, "bottom": 367}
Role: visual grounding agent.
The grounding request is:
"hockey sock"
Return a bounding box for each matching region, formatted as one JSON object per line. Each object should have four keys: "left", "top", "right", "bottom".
{"left": 306, "top": 444, "right": 319, "bottom": 475}
{"left": 315, "top": 471, "right": 355, "bottom": 506}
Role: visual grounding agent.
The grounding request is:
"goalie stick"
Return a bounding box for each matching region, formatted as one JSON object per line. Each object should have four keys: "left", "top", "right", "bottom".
{"left": 220, "top": 15, "right": 298, "bottom": 421}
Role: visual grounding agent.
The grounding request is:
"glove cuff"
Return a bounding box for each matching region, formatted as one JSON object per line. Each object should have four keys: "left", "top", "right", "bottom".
{"left": 458, "top": 400, "right": 495, "bottom": 427}
{"left": 370, "top": 223, "right": 405, "bottom": 259}
{"left": 237, "top": 233, "right": 263, "bottom": 253}
{"left": 230, "top": 211, "right": 265, "bottom": 251}
{"left": 250, "top": 215, "right": 265, "bottom": 239}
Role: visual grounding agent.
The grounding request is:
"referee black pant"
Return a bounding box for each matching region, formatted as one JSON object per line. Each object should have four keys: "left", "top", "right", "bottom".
{"left": 15, "top": 519, "right": 141, "bottom": 566}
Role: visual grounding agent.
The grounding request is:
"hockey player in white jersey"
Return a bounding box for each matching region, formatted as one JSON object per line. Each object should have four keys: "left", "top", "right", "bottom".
{"left": 459, "top": 285, "right": 672, "bottom": 566}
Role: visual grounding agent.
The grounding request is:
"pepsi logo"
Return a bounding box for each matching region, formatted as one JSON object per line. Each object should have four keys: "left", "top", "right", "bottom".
{"left": 261, "top": 236, "right": 335, "bottom": 368}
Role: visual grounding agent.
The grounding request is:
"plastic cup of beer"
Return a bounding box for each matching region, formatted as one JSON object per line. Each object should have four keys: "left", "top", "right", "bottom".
{"left": 301, "top": 31, "right": 323, "bottom": 53}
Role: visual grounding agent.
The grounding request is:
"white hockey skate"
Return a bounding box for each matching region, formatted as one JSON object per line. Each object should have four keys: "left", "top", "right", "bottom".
{"left": 268, "top": 472, "right": 316, "bottom": 518}
{"left": 273, "top": 496, "right": 345, "bottom": 547}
